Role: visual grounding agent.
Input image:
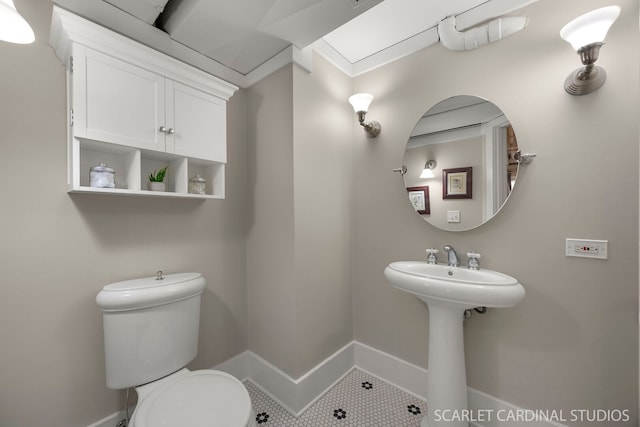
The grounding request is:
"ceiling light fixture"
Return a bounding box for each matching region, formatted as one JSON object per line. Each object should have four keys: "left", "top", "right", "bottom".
{"left": 420, "top": 160, "right": 436, "bottom": 179}
{"left": 348, "top": 93, "right": 381, "bottom": 138}
{"left": 560, "top": 6, "right": 620, "bottom": 95}
{"left": 0, "top": 0, "right": 35, "bottom": 44}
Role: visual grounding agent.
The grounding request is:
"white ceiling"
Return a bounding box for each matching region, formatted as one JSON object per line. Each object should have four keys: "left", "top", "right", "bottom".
{"left": 52, "top": 0, "right": 539, "bottom": 87}
{"left": 158, "top": 0, "right": 384, "bottom": 74}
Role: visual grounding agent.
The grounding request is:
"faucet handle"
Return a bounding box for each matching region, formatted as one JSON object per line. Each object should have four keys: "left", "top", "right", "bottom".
{"left": 426, "top": 248, "right": 439, "bottom": 264}
{"left": 466, "top": 252, "right": 481, "bottom": 270}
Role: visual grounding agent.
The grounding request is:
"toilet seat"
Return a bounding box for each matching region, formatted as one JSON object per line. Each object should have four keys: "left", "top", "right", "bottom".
{"left": 132, "top": 370, "right": 253, "bottom": 427}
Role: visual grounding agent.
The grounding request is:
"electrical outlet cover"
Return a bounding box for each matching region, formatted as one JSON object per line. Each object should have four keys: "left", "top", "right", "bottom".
{"left": 565, "top": 238, "right": 608, "bottom": 259}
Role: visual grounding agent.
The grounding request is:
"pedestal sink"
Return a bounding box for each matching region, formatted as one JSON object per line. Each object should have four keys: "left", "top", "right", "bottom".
{"left": 384, "top": 261, "right": 525, "bottom": 427}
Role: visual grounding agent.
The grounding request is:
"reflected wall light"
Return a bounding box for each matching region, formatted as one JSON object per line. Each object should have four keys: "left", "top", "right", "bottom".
{"left": 348, "top": 93, "right": 381, "bottom": 138}
{"left": 0, "top": 0, "right": 35, "bottom": 44}
{"left": 419, "top": 160, "right": 437, "bottom": 178}
{"left": 560, "top": 5, "right": 620, "bottom": 95}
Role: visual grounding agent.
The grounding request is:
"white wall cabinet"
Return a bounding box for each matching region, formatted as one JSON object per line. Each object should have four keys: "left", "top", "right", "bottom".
{"left": 50, "top": 7, "right": 237, "bottom": 199}
{"left": 72, "top": 46, "right": 165, "bottom": 152}
{"left": 170, "top": 81, "right": 227, "bottom": 162}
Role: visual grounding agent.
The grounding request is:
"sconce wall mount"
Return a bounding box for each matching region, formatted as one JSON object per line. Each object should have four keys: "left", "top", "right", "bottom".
{"left": 356, "top": 110, "right": 381, "bottom": 138}
{"left": 564, "top": 42, "right": 606, "bottom": 95}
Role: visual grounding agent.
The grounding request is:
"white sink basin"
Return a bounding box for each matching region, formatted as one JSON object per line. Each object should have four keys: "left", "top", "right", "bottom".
{"left": 384, "top": 261, "right": 525, "bottom": 309}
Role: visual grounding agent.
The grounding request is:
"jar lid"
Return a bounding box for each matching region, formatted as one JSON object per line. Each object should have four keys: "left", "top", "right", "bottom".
{"left": 90, "top": 163, "right": 115, "bottom": 173}
{"left": 189, "top": 174, "right": 206, "bottom": 183}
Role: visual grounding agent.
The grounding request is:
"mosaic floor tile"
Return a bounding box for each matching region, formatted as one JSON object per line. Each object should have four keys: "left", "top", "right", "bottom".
{"left": 244, "top": 369, "right": 426, "bottom": 426}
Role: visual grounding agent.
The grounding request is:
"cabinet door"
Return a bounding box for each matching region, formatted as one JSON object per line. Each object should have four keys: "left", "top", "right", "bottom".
{"left": 168, "top": 81, "right": 226, "bottom": 162}
{"left": 73, "top": 46, "right": 166, "bottom": 152}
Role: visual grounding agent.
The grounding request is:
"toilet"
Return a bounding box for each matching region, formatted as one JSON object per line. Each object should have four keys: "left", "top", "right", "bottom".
{"left": 96, "top": 272, "right": 256, "bottom": 427}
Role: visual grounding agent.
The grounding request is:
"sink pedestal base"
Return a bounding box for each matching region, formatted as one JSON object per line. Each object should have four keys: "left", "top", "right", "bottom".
{"left": 422, "top": 304, "right": 469, "bottom": 427}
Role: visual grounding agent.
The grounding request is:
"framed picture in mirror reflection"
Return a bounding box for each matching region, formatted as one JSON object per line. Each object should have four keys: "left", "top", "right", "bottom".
{"left": 407, "top": 186, "right": 430, "bottom": 214}
{"left": 443, "top": 167, "right": 472, "bottom": 199}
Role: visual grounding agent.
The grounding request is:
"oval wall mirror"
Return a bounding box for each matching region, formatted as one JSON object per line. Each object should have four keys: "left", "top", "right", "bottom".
{"left": 403, "top": 95, "right": 520, "bottom": 231}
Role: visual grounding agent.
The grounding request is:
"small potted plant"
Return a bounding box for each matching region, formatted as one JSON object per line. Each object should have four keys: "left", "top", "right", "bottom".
{"left": 147, "top": 166, "right": 167, "bottom": 191}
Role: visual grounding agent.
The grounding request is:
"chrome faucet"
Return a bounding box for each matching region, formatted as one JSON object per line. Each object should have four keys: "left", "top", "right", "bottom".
{"left": 443, "top": 245, "right": 459, "bottom": 267}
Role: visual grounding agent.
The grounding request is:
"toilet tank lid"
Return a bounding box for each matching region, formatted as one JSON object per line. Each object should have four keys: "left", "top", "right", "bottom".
{"left": 96, "top": 272, "right": 205, "bottom": 312}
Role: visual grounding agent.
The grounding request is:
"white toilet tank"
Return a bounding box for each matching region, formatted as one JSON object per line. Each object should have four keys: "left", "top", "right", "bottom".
{"left": 96, "top": 272, "right": 206, "bottom": 389}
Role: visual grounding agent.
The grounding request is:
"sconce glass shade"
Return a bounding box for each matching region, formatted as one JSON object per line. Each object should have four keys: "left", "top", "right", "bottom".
{"left": 560, "top": 6, "right": 620, "bottom": 51}
{"left": 419, "top": 160, "right": 436, "bottom": 179}
{"left": 419, "top": 168, "right": 435, "bottom": 179}
{"left": 560, "top": 6, "right": 620, "bottom": 95}
{"left": 348, "top": 93, "right": 373, "bottom": 113}
{"left": 0, "top": 0, "right": 35, "bottom": 44}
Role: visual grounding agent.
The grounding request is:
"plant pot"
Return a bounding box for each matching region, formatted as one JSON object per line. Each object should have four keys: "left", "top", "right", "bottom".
{"left": 147, "top": 181, "right": 166, "bottom": 192}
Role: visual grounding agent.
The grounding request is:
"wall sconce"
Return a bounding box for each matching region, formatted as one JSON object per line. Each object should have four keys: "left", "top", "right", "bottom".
{"left": 348, "top": 93, "right": 381, "bottom": 138}
{"left": 0, "top": 0, "right": 35, "bottom": 44}
{"left": 560, "top": 6, "right": 620, "bottom": 95}
{"left": 419, "top": 160, "right": 437, "bottom": 178}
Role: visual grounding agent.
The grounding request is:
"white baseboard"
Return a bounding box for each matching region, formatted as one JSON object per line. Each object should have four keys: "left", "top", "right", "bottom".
{"left": 86, "top": 407, "right": 132, "bottom": 427}
{"left": 89, "top": 341, "right": 567, "bottom": 427}
{"left": 215, "top": 342, "right": 354, "bottom": 415}
{"left": 213, "top": 350, "right": 252, "bottom": 381}
{"left": 353, "top": 341, "right": 429, "bottom": 400}
{"left": 215, "top": 341, "right": 567, "bottom": 427}
{"left": 467, "top": 387, "right": 569, "bottom": 427}
{"left": 86, "top": 412, "right": 120, "bottom": 427}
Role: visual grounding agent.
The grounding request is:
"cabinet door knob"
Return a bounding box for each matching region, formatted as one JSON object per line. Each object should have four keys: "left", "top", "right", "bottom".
{"left": 167, "top": 128, "right": 175, "bottom": 135}
{"left": 159, "top": 126, "right": 167, "bottom": 133}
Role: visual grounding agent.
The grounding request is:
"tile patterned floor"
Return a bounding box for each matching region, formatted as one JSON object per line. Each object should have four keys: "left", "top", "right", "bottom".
{"left": 244, "top": 369, "right": 426, "bottom": 426}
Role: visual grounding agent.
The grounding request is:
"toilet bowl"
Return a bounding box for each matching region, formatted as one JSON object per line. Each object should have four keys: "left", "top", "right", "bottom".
{"left": 131, "top": 369, "right": 256, "bottom": 427}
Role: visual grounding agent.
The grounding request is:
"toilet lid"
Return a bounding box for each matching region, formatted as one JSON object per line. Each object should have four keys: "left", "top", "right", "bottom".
{"left": 133, "top": 371, "right": 252, "bottom": 427}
